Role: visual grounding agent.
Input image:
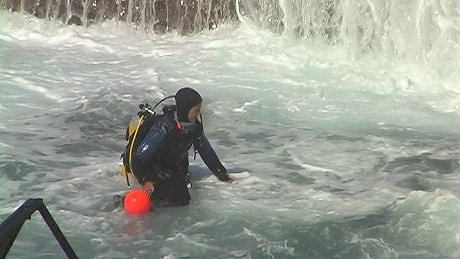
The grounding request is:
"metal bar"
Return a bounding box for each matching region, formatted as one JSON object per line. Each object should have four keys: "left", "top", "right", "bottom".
{"left": 0, "top": 198, "right": 78, "bottom": 258}
{"left": 38, "top": 203, "right": 78, "bottom": 259}
{"left": 0, "top": 199, "right": 41, "bottom": 257}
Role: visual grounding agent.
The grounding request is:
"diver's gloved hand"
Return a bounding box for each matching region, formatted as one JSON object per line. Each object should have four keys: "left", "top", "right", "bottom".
{"left": 142, "top": 181, "right": 155, "bottom": 197}
{"left": 214, "top": 168, "right": 234, "bottom": 183}
{"left": 217, "top": 174, "right": 234, "bottom": 183}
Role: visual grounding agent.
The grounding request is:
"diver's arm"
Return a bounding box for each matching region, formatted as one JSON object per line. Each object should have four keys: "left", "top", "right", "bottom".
{"left": 132, "top": 123, "right": 166, "bottom": 185}
{"left": 194, "top": 134, "right": 233, "bottom": 182}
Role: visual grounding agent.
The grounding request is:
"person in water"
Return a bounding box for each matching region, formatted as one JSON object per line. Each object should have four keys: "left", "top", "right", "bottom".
{"left": 131, "top": 87, "right": 233, "bottom": 206}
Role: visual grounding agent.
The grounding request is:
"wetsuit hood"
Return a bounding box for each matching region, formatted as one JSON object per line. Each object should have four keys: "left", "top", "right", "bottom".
{"left": 175, "top": 87, "right": 202, "bottom": 122}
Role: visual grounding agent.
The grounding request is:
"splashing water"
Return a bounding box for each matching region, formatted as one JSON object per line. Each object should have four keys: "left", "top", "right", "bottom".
{"left": 1, "top": 1, "right": 460, "bottom": 258}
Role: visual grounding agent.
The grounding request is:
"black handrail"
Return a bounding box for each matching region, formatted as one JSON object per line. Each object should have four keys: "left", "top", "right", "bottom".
{"left": 0, "top": 198, "right": 78, "bottom": 258}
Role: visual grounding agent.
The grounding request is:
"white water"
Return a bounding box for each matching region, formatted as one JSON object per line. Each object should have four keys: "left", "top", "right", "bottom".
{"left": 1, "top": 2, "right": 460, "bottom": 258}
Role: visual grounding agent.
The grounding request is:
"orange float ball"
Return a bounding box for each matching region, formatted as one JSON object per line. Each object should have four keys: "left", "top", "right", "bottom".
{"left": 124, "top": 189, "right": 151, "bottom": 215}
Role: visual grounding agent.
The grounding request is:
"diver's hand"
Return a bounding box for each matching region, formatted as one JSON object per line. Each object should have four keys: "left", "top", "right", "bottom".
{"left": 216, "top": 173, "right": 235, "bottom": 183}
{"left": 142, "top": 181, "right": 155, "bottom": 196}
{"left": 214, "top": 167, "right": 234, "bottom": 183}
{"left": 226, "top": 176, "right": 235, "bottom": 183}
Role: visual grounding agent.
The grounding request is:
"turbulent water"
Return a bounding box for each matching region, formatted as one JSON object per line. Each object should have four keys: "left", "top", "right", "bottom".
{"left": 1, "top": 0, "right": 460, "bottom": 258}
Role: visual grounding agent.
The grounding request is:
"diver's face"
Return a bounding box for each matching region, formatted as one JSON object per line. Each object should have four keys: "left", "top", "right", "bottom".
{"left": 188, "top": 103, "right": 202, "bottom": 123}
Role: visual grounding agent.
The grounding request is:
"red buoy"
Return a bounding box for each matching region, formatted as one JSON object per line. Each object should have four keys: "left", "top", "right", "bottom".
{"left": 124, "top": 189, "right": 151, "bottom": 215}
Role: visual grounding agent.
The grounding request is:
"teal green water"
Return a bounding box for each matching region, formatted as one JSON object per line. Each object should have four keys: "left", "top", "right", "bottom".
{"left": 1, "top": 7, "right": 460, "bottom": 258}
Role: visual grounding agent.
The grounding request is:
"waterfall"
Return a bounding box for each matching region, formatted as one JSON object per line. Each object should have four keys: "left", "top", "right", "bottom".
{"left": 236, "top": 0, "right": 459, "bottom": 88}
{"left": 1, "top": 0, "right": 458, "bottom": 86}
{"left": 0, "top": 0, "right": 238, "bottom": 33}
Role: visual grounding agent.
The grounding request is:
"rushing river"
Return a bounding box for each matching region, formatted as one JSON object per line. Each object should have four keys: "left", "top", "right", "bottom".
{"left": 1, "top": 1, "right": 460, "bottom": 258}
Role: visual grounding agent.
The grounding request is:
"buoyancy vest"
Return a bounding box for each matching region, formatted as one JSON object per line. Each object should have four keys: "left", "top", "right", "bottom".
{"left": 121, "top": 102, "right": 202, "bottom": 188}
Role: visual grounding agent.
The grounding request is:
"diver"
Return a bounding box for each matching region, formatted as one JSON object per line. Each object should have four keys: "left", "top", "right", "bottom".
{"left": 128, "top": 87, "right": 233, "bottom": 207}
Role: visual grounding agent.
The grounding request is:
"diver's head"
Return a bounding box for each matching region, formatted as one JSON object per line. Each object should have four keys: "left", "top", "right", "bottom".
{"left": 175, "top": 87, "right": 202, "bottom": 123}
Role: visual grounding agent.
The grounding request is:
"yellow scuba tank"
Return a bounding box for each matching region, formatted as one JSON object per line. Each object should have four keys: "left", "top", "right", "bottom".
{"left": 128, "top": 116, "right": 140, "bottom": 136}
{"left": 121, "top": 115, "right": 144, "bottom": 176}
{"left": 120, "top": 96, "right": 175, "bottom": 189}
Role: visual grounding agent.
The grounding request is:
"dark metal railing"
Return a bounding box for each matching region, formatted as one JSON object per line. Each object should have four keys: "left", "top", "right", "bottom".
{"left": 0, "top": 198, "right": 78, "bottom": 258}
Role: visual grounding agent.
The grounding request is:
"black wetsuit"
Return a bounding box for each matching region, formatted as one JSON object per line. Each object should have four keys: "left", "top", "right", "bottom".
{"left": 131, "top": 108, "right": 230, "bottom": 206}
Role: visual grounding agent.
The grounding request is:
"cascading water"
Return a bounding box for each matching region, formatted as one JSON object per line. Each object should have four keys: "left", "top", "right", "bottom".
{"left": 236, "top": 0, "right": 460, "bottom": 90}
{"left": 4, "top": 0, "right": 457, "bottom": 86}
{"left": 0, "top": 0, "right": 237, "bottom": 32}
{"left": 1, "top": 0, "right": 460, "bottom": 258}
